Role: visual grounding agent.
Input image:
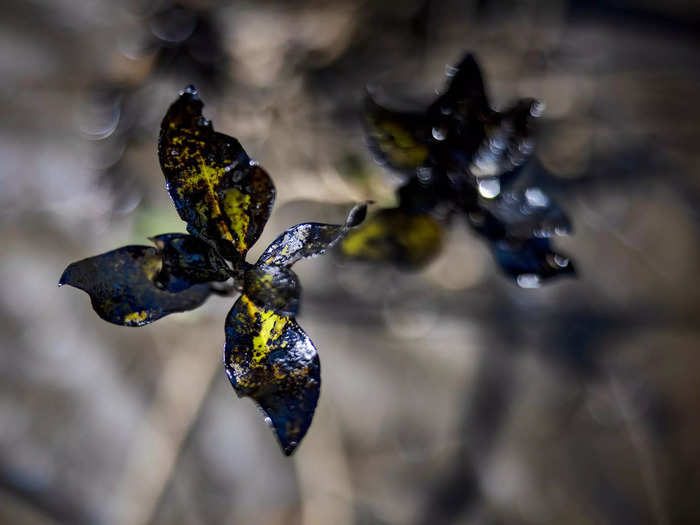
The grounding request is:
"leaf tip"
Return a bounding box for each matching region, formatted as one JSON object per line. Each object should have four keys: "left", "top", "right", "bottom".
{"left": 282, "top": 441, "right": 298, "bottom": 456}
{"left": 58, "top": 264, "right": 74, "bottom": 287}
{"left": 345, "top": 201, "right": 370, "bottom": 228}
{"left": 148, "top": 235, "right": 165, "bottom": 250}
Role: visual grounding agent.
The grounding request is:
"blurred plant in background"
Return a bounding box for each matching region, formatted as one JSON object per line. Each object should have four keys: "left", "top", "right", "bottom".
{"left": 342, "top": 52, "right": 575, "bottom": 287}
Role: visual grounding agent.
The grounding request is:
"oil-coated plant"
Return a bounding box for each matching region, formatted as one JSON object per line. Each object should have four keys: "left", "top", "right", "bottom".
{"left": 60, "top": 86, "right": 367, "bottom": 455}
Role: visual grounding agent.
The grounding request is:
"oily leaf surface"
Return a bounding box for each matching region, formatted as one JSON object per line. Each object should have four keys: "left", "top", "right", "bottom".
{"left": 158, "top": 86, "right": 275, "bottom": 262}
{"left": 224, "top": 294, "right": 320, "bottom": 455}
{"left": 258, "top": 203, "right": 368, "bottom": 267}
{"left": 151, "top": 233, "right": 230, "bottom": 292}
{"left": 243, "top": 264, "right": 301, "bottom": 317}
{"left": 59, "top": 246, "right": 211, "bottom": 326}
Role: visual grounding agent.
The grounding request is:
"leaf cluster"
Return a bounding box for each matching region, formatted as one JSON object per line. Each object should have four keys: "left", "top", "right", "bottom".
{"left": 341, "top": 53, "right": 575, "bottom": 286}
{"left": 61, "top": 86, "right": 367, "bottom": 455}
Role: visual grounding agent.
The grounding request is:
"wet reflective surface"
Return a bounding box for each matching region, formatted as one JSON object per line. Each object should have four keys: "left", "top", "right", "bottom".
{"left": 59, "top": 245, "right": 212, "bottom": 326}
{"left": 158, "top": 86, "right": 276, "bottom": 263}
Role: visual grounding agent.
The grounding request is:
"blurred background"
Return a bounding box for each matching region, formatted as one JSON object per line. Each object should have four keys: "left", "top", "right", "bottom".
{"left": 2, "top": 0, "right": 700, "bottom": 523}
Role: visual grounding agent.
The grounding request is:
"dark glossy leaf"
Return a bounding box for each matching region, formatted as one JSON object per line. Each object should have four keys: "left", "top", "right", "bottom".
{"left": 364, "top": 53, "right": 542, "bottom": 182}
{"left": 150, "top": 233, "right": 231, "bottom": 292}
{"left": 363, "top": 53, "right": 490, "bottom": 178}
{"left": 491, "top": 238, "right": 575, "bottom": 287}
{"left": 428, "top": 53, "right": 488, "bottom": 122}
{"left": 431, "top": 55, "right": 539, "bottom": 179}
{"left": 340, "top": 208, "right": 444, "bottom": 269}
{"left": 424, "top": 54, "right": 490, "bottom": 169}
{"left": 258, "top": 203, "right": 368, "bottom": 267}
{"left": 224, "top": 294, "right": 320, "bottom": 455}
{"left": 59, "top": 246, "right": 211, "bottom": 326}
{"left": 158, "top": 86, "right": 275, "bottom": 262}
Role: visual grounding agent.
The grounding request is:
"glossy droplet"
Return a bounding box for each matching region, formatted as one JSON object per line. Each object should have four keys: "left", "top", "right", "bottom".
{"left": 432, "top": 126, "right": 447, "bottom": 141}
{"left": 530, "top": 100, "right": 546, "bottom": 117}
{"left": 445, "top": 65, "right": 459, "bottom": 77}
{"left": 489, "top": 135, "right": 506, "bottom": 152}
{"left": 180, "top": 84, "right": 198, "bottom": 96}
{"left": 471, "top": 153, "right": 499, "bottom": 177}
{"left": 478, "top": 178, "right": 501, "bottom": 199}
{"left": 417, "top": 167, "right": 432, "bottom": 183}
{"left": 524, "top": 187, "right": 549, "bottom": 208}
{"left": 516, "top": 273, "right": 541, "bottom": 288}
{"left": 553, "top": 254, "right": 569, "bottom": 267}
{"left": 518, "top": 139, "right": 535, "bottom": 155}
